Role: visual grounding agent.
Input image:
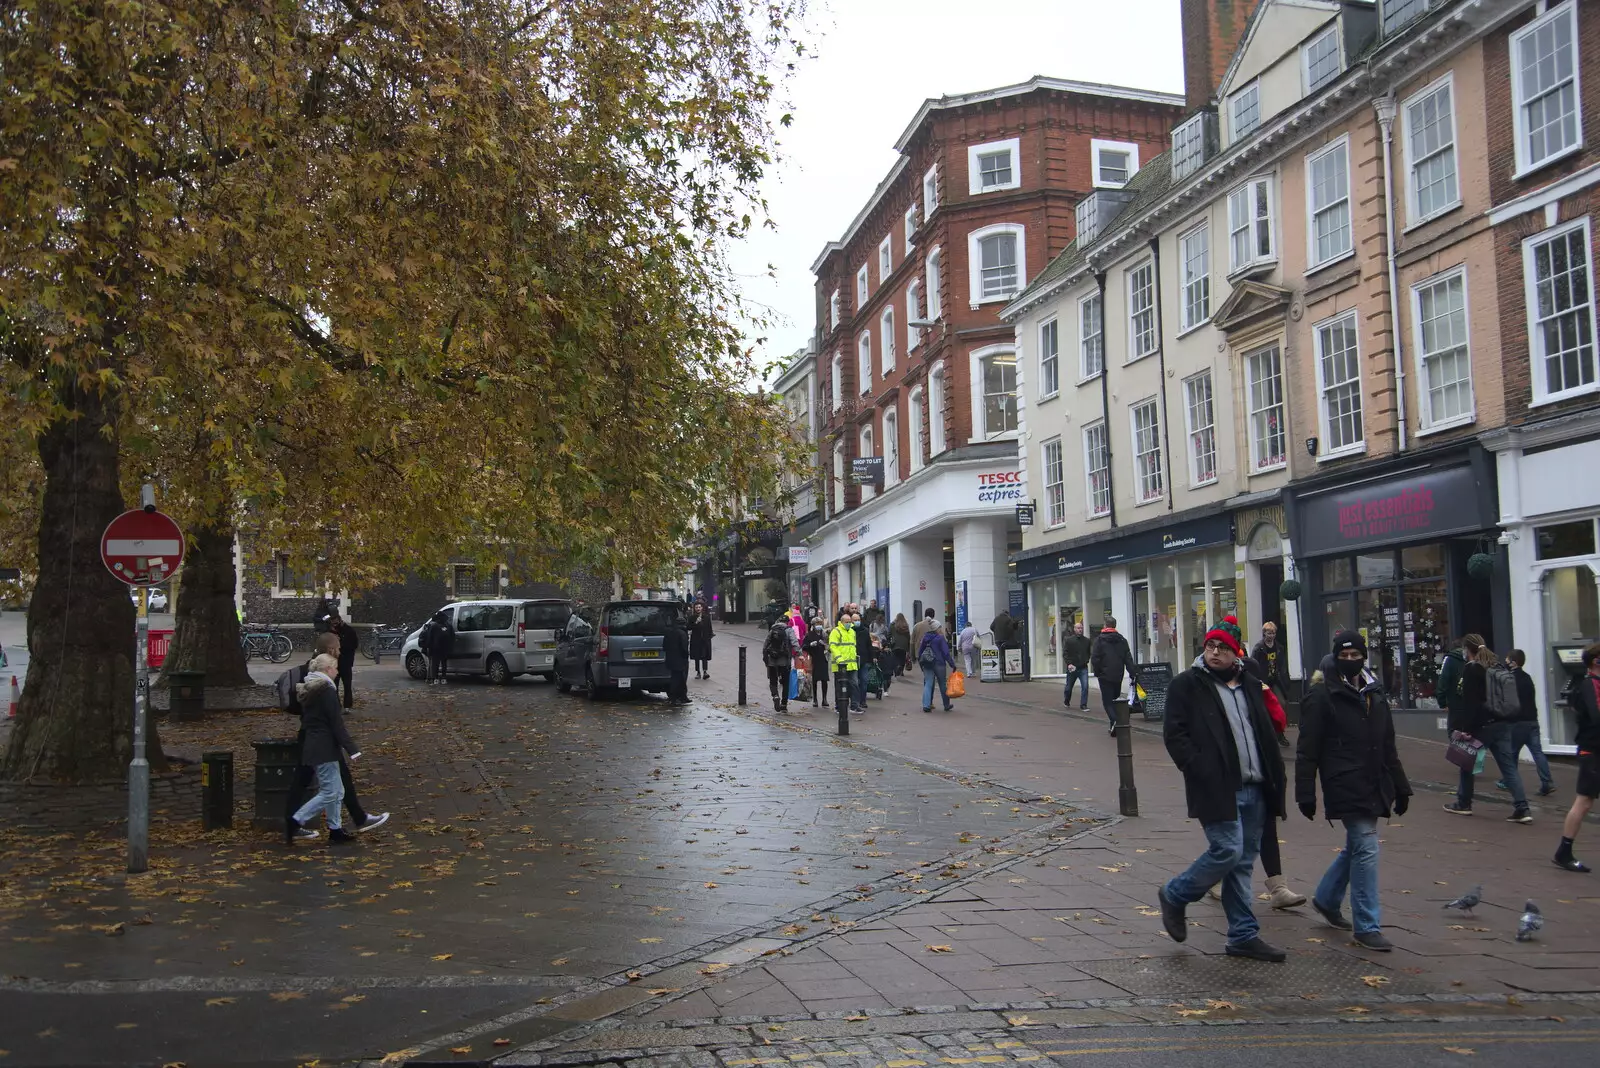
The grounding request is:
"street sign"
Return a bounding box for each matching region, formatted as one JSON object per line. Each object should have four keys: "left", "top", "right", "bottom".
{"left": 1016, "top": 503, "right": 1035, "bottom": 527}
{"left": 100, "top": 510, "right": 185, "bottom": 587}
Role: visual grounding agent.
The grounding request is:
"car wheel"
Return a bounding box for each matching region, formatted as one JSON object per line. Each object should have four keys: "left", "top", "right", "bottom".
{"left": 405, "top": 652, "right": 428, "bottom": 680}
{"left": 487, "top": 655, "right": 511, "bottom": 685}
{"left": 585, "top": 666, "right": 603, "bottom": 701}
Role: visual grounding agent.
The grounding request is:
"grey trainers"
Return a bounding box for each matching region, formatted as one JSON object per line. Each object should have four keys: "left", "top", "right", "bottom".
{"left": 1353, "top": 930, "right": 1394, "bottom": 951}
{"left": 1312, "top": 898, "right": 1353, "bottom": 930}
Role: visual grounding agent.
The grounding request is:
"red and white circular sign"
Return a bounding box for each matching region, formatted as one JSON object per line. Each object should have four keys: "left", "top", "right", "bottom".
{"left": 101, "top": 510, "right": 186, "bottom": 587}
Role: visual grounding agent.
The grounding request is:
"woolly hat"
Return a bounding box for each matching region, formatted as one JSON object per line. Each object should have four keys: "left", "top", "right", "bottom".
{"left": 1203, "top": 615, "right": 1246, "bottom": 657}
{"left": 1331, "top": 629, "right": 1368, "bottom": 658}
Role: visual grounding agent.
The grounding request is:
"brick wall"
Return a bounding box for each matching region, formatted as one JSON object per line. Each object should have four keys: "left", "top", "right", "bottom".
{"left": 1181, "top": 0, "right": 1265, "bottom": 111}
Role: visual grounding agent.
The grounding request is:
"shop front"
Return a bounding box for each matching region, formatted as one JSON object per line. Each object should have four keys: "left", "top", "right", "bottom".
{"left": 1283, "top": 447, "right": 1504, "bottom": 713}
{"left": 1016, "top": 510, "right": 1236, "bottom": 679}
{"left": 1489, "top": 421, "right": 1600, "bottom": 752}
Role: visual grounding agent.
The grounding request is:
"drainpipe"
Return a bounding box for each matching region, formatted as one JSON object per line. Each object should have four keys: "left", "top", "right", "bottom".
{"left": 1149, "top": 237, "right": 1174, "bottom": 513}
{"left": 1094, "top": 269, "right": 1117, "bottom": 530}
{"left": 1374, "top": 95, "right": 1409, "bottom": 453}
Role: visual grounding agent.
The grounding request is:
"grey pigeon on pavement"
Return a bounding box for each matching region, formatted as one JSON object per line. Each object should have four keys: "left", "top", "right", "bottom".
{"left": 1443, "top": 885, "right": 1483, "bottom": 915}
{"left": 1517, "top": 900, "right": 1543, "bottom": 942}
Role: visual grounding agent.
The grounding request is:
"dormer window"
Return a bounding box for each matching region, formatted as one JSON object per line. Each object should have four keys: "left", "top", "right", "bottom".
{"left": 1303, "top": 25, "right": 1342, "bottom": 92}
{"left": 1230, "top": 81, "right": 1261, "bottom": 141}
{"left": 1075, "top": 198, "right": 1098, "bottom": 245}
{"left": 1172, "top": 113, "right": 1208, "bottom": 180}
{"left": 1091, "top": 139, "right": 1139, "bottom": 188}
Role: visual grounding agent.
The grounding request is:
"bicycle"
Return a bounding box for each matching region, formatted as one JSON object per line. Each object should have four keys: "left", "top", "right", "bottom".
{"left": 240, "top": 624, "right": 293, "bottom": 664}
{"left": 361, "top": 622, "right": 413, "bottom": 662}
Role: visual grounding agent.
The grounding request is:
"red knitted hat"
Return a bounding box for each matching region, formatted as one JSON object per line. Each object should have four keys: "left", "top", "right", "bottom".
{"left": 1203, "top": 615, "right": 1246, "bottom": 656}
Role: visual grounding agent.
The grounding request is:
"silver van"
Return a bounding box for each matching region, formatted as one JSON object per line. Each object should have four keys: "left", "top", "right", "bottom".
{"left": 402, "top": 597, "right": 573, "bottom": 684}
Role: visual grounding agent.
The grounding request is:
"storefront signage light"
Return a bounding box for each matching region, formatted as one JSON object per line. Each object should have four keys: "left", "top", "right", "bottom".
{"left": 978, "top": 471, "right": 1025, "bottom": 504}
{"left": 1292, "top": 464, "right": 1487, "bottom": 556}
{"left": 845, "top": 522, "right": 871, "bottom": 545}
{"left": 1014, "top": 512, "right": 1235, "bottom": 583}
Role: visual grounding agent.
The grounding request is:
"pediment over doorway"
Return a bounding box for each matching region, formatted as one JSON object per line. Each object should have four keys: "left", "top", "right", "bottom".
{"left": 1212, "top": 279, "right": 1292, "bottom": 336}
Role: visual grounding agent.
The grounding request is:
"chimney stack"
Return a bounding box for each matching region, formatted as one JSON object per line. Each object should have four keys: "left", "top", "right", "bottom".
{"left": 1181, "top": 0, "right": 1264, "bottom": 111}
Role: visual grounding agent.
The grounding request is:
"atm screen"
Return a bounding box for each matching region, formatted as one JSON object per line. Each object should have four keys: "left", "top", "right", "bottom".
{"left": 1556, "top": 647, "right": 1586, "bottom": 665}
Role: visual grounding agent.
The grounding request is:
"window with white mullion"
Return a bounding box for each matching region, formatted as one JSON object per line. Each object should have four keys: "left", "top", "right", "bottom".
{"left": 879, "top": 236, "right": 893, "bottom": 282}
{"left": 1413, "top": 270, "right": 1474, "bottom": 428}
{"left": 1304, "top": 26, "right": 1341, "bottom": 92}
{"left": 1308, "top": 139, "right": 1351, "bottom": 267}
{"left": 1038, "top": 318, "right": 1060, "bottom": 398}
{"left": 1079, "top": 292, "right": 1104, "bottom": 379}
{"left": 1526, "top": 220, "right": 1599, "bottom": 403}
{"left": 1130, "top": 400, "right": 1164, "bottom": 504}
{"left": 980, "top": 233, "right": 1019, "bottom": 300}
{"left": 1180, "top": 225, "right": 1210, "bottom": 330}
{"left": 1245, "top": 345, "right": 1287, "bottom": 471}
{"left": 903, "top": 204, "right": 917, "bottom": 256}
{"left": 1230, "top": 82, "right": 1260, "bottom": 141}
{"left": 1404, "top": 78, "right": 1459, "bottom": 222}
{"left": 926, "top": 248, "right": 943, "bottom": 318}
{"left": 1172, "top": 114, "right": 1206, "bottom": 180}
{"left": 1183, "top": 371, "right": 1217, "bottom": 486}
{"left": 1128, "top": 260, "right": 1157, "bottom": 359}
{"left": 908, "top": 387, "right": 925, "bottom": 472}
{"left": 1083, "top": 421, "right": 1111, "bottom": 518}
{"left": 1228, "top": 177, "right": 1274, "bottom": 272}
{"left": 830, "top": 351, "right": 843, "bottom": 411}
{"left": 1042, "top": 438, "right": 1065, "bottom": 528}
{"left": 880, "top": 308, "right": 896, "bottom": 374}
{"left": 1512, "top": 2, "right": 1582, "bottom": 174}
{"left": 883, "top": 408, "right": 899, "bottom": 488}
{"left": 856, "top": 264, "right": 869, "bottom": 305}
{"left": 906, "top": 280, "right": 923, "bottom": 350}
{"left": 857, "top": 332, "right": 872, "bottom": 395}
{"left": 1315, "top": 312, "right": 1364, "bottom": 454}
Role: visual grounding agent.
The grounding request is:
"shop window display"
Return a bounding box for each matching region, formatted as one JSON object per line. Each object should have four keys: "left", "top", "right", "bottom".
{"left": 1319, "top": 546, "right": 1449, "bottom": 708}
{"left": 1543, "top": 564, "right": 1600, "bottom": 746}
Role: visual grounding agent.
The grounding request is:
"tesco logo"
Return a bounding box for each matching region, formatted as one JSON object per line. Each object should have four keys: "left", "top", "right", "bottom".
{"left": 977, "top": 472, "right": 1022, "bottom": 486}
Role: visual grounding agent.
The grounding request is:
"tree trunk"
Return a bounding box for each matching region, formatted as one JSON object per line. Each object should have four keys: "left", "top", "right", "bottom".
{"left": 158, "top": 520, "right": 253, "bottom": 688}
{"left": 2, "top": 391, "right": 166, "bottom": 781}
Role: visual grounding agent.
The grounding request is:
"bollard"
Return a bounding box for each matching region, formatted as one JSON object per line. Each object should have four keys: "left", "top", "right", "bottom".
{"left": 201, "top": 750, "right": 234, "bottom": 830}
{"left": 1115, "top": 696, "right": 1139, "bottom": 817}
{"left": 836, "top": 671, "right": 849, "bottom": 736}
{"left": 737, "top": 645, "right": 747, "bottom": 706}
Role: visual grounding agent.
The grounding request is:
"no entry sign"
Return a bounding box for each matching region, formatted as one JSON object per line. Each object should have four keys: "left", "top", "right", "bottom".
{"left": 101, "top": 510, "right": 185, "bottom": 587}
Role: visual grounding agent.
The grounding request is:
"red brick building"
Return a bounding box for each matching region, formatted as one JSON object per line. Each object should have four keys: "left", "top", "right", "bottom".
{"left": 803, "top": 77, "right": 1183, "bottom": 628}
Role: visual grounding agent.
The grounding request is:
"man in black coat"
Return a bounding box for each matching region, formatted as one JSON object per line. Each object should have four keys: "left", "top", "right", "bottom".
{"left": 1157, "top": 617, "right": 1288, "bottom": 963}
{"left": 663, "top": 617, "right": 691, "bottom": 706}
{"left": 1297, "top": 630, "right": 1411, "bottom": 951}
{"left": 328, "top": 613, "right": 360, "bottom": 709}
{"left": 425, "top": 609, "right": 455, "bottom": 684}
{"left": 1061, "top": 621, "right": 1093, "bottom": 711}
{"left": 1089, "top": 618, "right": 1136, "bottom": 735}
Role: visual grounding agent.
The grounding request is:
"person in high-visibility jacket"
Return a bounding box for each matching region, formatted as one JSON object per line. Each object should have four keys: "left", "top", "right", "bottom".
{"left": 828, "top": 612, "right": 860, "bottom": 719}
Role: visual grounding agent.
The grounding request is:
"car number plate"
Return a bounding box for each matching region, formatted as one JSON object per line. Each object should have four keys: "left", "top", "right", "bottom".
{"left": 630, "top": 650, "right": 661, "bottom": 659}
{"left": 616, "top": 677, "right": 632, "bottom": 688}
{"left": 539, "top": 642, "right": 556, "bottom": 649}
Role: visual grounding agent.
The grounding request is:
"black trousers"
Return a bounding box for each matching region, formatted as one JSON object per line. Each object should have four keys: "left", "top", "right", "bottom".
{"left": 767, "top": 664, "right": 788, "bottom": 707}
{"left": 1097, "top": 675, "right": 1121, "bottom": 726}
{"left": 811, "top": 653, "right": 829, "bottom": 704}
{"left": 339, "top": 661, "right": 354, "bottom": 707}
{"left": 285, "top": 758, "right": 365, "bottom": 831}
{"left": 694, "top": 659, "right": 709, "bottom": 676}
{"left": 1259, "top": 812, "right": 1282, "bottom": 878}
{"left": 429, "top": 653, "right": 447, "bottom": 680}
{"left": 669, "top": 668, "right": 688, "bottom": 703}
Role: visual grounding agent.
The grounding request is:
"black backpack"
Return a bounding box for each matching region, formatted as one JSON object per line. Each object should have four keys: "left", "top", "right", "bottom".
{"left": 275, "top": 662, "right": 311, "bottom": 715}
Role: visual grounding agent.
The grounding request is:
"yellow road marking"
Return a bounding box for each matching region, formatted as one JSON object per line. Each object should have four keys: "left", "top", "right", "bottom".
{"left": 885, "top": 1060, "right": 926, "bottom": 1066}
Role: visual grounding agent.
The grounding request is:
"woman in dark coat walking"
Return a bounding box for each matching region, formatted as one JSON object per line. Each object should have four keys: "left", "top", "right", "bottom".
{"left": 1297, "top": 630, "right": 1411, "bottom": 950}
{"left": 889, "top": 613, "right": 912, "bottom": 677}
{"left": 289, "top": 653, "right": 363, "bottom": 845}
{"left": 689, "top": 605, "right": 715, "bottom": 679}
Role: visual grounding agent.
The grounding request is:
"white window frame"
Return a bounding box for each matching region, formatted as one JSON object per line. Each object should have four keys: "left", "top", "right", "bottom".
{"left": 831, "top": 351, "right": 844, "bottom": 411}
{"left": 829, "top": 288, "right": 841, "bottom": 331}
{"left": 1127, "top": 258, "right": 1157, "bottom": 361}
{"left": 1306, "top": 136, "right": 1353, "bottom": 270}
{"left": 1510, "top": 0, "right": 1584, "bottom": 178}
{"left": 925, "top": 247, "right": 943, "bottom": 319}
{"left": 1402, "top": 73, "right": 1461, "bottom": 226}
{"left": 1314, "top": 310, "right": 1366, "bottom": 458}
{"left": 904, "top": 203, "right": 918, "bottom": 257}
{"left": 856, "top": 264, "right": 869, "bottom": 305}
{"left": 878, "top": 235, "right": 893, "bottom": 283}
{"left": 908, "top": 385, "right": 925, "bottom": 473}
{"left": 1090, "top": 138, "right": 1140, "bottom": 189}
{"left": 967, "top": 137, "right": 1021, "bottom": 195}
{"left": 1183, "top": 371, "right": 1218, "bottom": 487}
{"left": 1083, "top": 420, "right": 1111, "bottom": 519}
{"left": 1042, "top": 437, "right": 1066, "bottom": 529}
{"left": 1229, "top": 80, "right": 1261, "bottom": 142}
{"left": 858, "top": 423, "right": 876, "bottom": 502}
{"left": 882, "top": 405, "right": 900, "bottom": 488}
{"left": 968, "top": 223, "right": 1026, "bottom": 307}
{"left": 1079, "top": 291, "right": 1104, "bottom": 380}
{"left": 1038, "top": 317, "right": 1060, "bottom": 399}
{"left": 1227, "top": 175, "right": 1276, "bottom": 274}
{"left": 923, "top": 164, "right": 939, "bottom": 213}
{"left": 970, "top": 344, "right": 1019, "bottom": 441}
{"left": 1302, "top": 24, "right": 1342, "bottom": 93}
{"left": 879, "top": 306, "right": 896, "bottom": 374}
{"left": 1179, "top": 223, "right": 1211, "bottom": 332}
{"left": 906, "top": 279, "right": 924, "bottom": 350}
{"left": 1411, "top": 266, "right": 1476, "bottom": 433}
{"left": 1524, "top": 217, "right": 1600, "bottom": 406}
{"left": 1244, "top": 344, "right": 1288, "bottom": 473}
{"left": 832, "top": 441, "right": 846, "bottom": 514}
{"left": 1172, "top": 113, "right": 1207, "bottom": 180}
{"left": 1130, "top": 399, "right": 1165, "bottom": 505}
{"left": 274, "top": 553, "right": 321, "bottom": 596}
{"left": 857, "top": 332, "right": 872, "bottom": 395}
{"left": 928, "top": 362, "right": 947, "bottom": 456}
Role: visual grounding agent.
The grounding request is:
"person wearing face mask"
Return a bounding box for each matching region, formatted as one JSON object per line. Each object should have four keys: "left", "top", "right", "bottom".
{"left": 1296, "top": 631, "right": 1412, "bottom": 951}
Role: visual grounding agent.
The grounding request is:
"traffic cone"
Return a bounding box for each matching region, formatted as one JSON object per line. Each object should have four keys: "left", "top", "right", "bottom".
{"left": 6, "top": 676, "right": 17, "bottom": 719}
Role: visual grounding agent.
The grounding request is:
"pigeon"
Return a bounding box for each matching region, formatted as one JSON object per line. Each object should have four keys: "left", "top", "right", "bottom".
{"left": 1517, "top": 899, "right": 1543, "bottom": 942}
{"left": 1443, "top": 884, "right": 1483, "bottom": 915}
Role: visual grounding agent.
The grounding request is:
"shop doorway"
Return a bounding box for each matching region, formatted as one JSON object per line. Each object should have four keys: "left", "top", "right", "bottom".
{"left": 1131, "top": 581, "right": 1152, "bottom": 663}
{"left": 1259, "top": 562, "right": 1284, "bottom": 629}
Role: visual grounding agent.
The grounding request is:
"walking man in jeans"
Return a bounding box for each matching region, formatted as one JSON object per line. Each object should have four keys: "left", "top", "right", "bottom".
{"left": 1496, "top": 649, "right": 1557, "bottom": 797}
{"left": 1061, "top": 621, "right": 1091, "bottom": 711}
{"left": 1157, "top": 620, "right": 1288, "bottom": 963}
{"left": 1296, "top": 630, "right": 1412, "bottom": 951}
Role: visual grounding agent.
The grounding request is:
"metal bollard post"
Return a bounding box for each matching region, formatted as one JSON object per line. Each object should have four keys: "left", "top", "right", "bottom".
{"left": 836, "top": 671, "right": 849, "bottom": 736}
{"left": 202, "top": 750, "right": 234, "bottom": 830}
{"left": 737, "top": 645, "right": 747, "bottom": 706}
{"left": 1115, "top": 697, "right": 1139, "bottom": 817}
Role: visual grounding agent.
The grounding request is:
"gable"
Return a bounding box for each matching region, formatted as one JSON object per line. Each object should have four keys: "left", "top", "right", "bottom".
{"left": 1212, "top": 279, "right": 1292, "bottom": 336}
{"left": 1219, "top": 0, "right": 1342, "bottom": 98}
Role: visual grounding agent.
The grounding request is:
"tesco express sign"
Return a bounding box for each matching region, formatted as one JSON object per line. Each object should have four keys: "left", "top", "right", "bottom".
{"left": 977, "top": 470, "right": 1024, "bottom": 505}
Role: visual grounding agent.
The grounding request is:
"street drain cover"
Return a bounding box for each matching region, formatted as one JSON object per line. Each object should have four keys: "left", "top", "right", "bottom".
{"left": 991, "top": 734, "right": 1025, "bottom": 740}
{"left": 1076, "top": 951, "right": 1442, "bottom": 997}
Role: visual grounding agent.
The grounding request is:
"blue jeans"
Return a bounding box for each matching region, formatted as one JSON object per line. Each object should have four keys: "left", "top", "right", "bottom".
{"left": 293, "top": 760, "right": 345, "bottom": 831}
{"left": 922, "top": 665, "right": 950, "bottom": 710}
{"left": 1164, "top": 784, "right": 1266, "bottom": 945}
{"left": 1482, "top": 722, "right": 1529, "bottom": 808}
{"left": 1063, "top": 667, "right": 1089, "bottom": 707}
{"left": 1314, "top": 817, "right": 1381, "bottom": 934}
{"left": 1498, "top": 721, "right": 1554, "bottom": 790}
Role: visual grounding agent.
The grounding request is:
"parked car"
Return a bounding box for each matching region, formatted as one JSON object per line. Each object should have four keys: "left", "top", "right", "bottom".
{"left": 127, "top": 586, "right": 168, "bottom": 611}
{"left": 401, "top": 597, "right": 573, "bottom": 684}
{"left": 554, "top": 599, "right": 685, "bottom": 699}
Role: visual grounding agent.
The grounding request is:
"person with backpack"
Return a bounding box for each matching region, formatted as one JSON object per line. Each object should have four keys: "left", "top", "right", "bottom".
{"left": 763, "top": 617, "right": 794, "bottom": 713}
{"left": 917, "top": 619, "right": 958, "bottom": 713}
{"left": 1443, "top": 635, "right": 1530, "bottom": 821}
{"left": 280, "top": 642, "right": 388, "bottom": 843}
{"left": 1090, "top": 618, "right": 1137, "bottom": 736}
{"left": 424, "top": 609, "right": 454, "bottom": 684}
{"left": 1554, "top": 642, "right": 1600, "bottom": 872}
{"left": 1492, "top": 649, "right": 1557, "bottom": 797}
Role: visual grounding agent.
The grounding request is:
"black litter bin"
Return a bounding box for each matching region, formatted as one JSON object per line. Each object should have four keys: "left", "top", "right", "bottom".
{"left": 202, "top": 750, "right": 234, "bottom": 830}
{"left": 251, "top": 737, "right": 300, "bottom": 831}
{"left": 169, "top": 670, "right": 205, "bottom": 721}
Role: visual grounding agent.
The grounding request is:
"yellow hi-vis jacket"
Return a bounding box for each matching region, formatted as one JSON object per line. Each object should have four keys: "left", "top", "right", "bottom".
{"left": 828, "top": 622, "right": 859, "bottom": 671}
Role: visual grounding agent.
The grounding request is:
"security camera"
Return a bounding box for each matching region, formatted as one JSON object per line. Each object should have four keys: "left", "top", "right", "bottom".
{"left": 140, "top": 483, "right": 157, "bottom": 513}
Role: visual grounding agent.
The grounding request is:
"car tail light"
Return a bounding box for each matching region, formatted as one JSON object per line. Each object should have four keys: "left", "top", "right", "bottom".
{"left": 597, "top": 626, "right": 609, "bottom": 655}
{"left": 517, "top": 623, "right": 525, "bottom": 649}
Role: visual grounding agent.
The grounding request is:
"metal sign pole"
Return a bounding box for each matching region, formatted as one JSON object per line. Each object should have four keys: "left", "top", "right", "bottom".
{"left": 128, "top": 586, "right": 150, "bottom": 873}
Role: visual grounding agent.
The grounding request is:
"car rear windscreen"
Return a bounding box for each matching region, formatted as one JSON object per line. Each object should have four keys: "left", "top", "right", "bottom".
{"left": 605, "top": 604, "right": 679, "bottom": 636}
{"left": 523, "top": 603, "right": 570, "bottom": 629}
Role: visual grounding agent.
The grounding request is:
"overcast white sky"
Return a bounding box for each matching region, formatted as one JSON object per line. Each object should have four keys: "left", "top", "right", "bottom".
{"left": 733, "top": 0, "right": 1185, "bottom": 382}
